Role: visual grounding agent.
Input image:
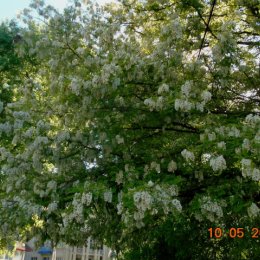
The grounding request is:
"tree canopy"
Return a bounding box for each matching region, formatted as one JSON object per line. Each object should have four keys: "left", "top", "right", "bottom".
{"left": 0, "top": 0, "right": 259, "bottom": 259}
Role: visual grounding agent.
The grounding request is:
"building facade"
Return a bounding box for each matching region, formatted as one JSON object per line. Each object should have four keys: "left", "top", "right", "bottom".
{"left": 25, "top": 238, "right": 111, "bottom": 260}
{"left": 1, "top": 239, "right": 111, "bottom": 260}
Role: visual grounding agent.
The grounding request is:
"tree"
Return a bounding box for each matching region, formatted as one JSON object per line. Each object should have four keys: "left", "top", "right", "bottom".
{"left": 0, "top": 0, "right": 259, "bottom": 259}
{"left": 0, "top": 20, "right": 38, "bottom": 251}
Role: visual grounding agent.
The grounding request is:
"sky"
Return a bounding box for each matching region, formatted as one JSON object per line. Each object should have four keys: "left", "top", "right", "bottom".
{"left": 0, "top": 0, "right": 111, "bottom": 22}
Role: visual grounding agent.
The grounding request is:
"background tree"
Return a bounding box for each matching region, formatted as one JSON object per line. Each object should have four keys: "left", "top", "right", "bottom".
{"left": 0, "top": 0, "right": 259, "bottom": 259}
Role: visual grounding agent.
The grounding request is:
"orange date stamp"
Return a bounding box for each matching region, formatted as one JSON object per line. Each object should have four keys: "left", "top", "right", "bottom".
{"left": 208, "top": 227, "right": 260, "bottom": 239}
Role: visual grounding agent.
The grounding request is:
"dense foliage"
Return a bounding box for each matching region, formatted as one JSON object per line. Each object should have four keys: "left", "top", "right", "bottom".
{"left": 0, "top": 0, "right": 259, "bottom": 259}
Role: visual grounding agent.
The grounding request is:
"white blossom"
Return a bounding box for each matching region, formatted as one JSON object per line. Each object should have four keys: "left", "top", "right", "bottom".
{"left": 247, "top": 203, "right": 260, "bottom": 218}
{"left": 48, "top": 202, "right": 58, "bottom": 213}
{"left": 150, "top": 161, "right": 160, "bottom": 173}
{"left": 133, "top": 191, "right": 153, "bottom": 211}
{"left": 201, "top": 90, "right": 212, "bottom": 102}
{"left": 47, "top": 180, "right": 57, "bottom": 191}
{"left": 116, "top": 170, "right": 124, "bottom": 184}
{"left": 251, "top": 168, "right": 260, "bottom": 181}
{"left": 167, "top": 160, "right": 177, "bottom": 172}
{"left": 245, "top": 114, "right": 260, "bottom": 125}
{"left": 147, "top": 180, "right": 154, "bottom": 187}
{"left": 82, "top": 192, "right": 92, "bottom": 205}
{"left": 104, "top": 190, "right": 113, "bottom": 203}
{"left": 115, "top": 135, "right": 124, "bottom": 144}
{"left": 217, "top": 141, "right": 226, "bottom": 150}
{"left": 242, "top": 138, "right": 250, "bottom": 150}
{"left": 209, "top": 155, "right": 226, "bottom": 172}
{"left": 158, "top": 83, "right": 169, "bottom": 94}
{"left": 172, "top": 199, "right": 182, "bottom": 212}
{"left": 208, "top": 132, "right": 216, "bottom": 141}
{"left": 174, "top": 99, "right": 193, "bottom": 112}
{"left": 181, "top": 81, "right": 192, "bottom": 97}
{"left": 181, "top": 149, "right": 195, "bottom": 162}
{"left": 201, "top": 196, "right": 223, "bottom": 222}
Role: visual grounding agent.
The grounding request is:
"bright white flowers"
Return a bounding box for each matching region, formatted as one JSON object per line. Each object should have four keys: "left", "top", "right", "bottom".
{"left": 158, "top": 83, "right": 169, "bottom": 94}
{"left": 133, "top": 191, "right": 153, "bottom": 212}
{"left": 245, "top": 114, "right": 260, "bottom": 125}
{"left": 201, "top": 90, "right": 212, "bottom": 102}
{"left": 115, "top": 135, "right": 124, "bottom": 144}
{"left": 181, "top": 149, "right": 195, "bottom": 162}
{"left": 209, "top": 155, "right": 227, "bottom": 172}
{"left": 104, "top": 190, "right": 113, "bottom": 203}
{"left": 181, "top": 81, "right": 192, "bottom": 97}
{"left": 217, "top": 141, "right": 226, "bottom": 150}
{"left": 150, "top": 161, "right": 161, "bottom": 173}
{"left": 82, "top": 192, "right": 93, "bottom": 206}
{"left": 247, "top": 203, "right": 260, "bottom": 218}
{"left": 174, "top": 99, "right": 193, "bottom": 112}
{"left": 168, "top": 160, "right": 177, "bottom": 172}
{"left": 200, "top": 196, "right": 223, "bottom": 222}
{"left": 241, "top": 159, "right": 260, "bottom": 181}
{"left": 172, "top": 199, "right": 182, "bottom": 212}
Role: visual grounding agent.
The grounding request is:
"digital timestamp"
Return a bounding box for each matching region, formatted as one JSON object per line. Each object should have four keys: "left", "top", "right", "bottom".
{"left": 208, "top": 227, "right": 260, "bottom": 239}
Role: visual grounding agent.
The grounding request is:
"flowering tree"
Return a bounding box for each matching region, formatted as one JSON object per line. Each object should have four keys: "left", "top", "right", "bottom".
{"left": 0, "top": 0, "right": 260, "bottom": 258}
{"left": 0, "top": 20, "right": 36, "bottom": 251}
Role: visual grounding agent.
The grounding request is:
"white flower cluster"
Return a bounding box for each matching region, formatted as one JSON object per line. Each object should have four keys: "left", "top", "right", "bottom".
{"left": 24, "top": 127, "right": 34, "bottom": 138}
{"left": 242, "top": 138, "right": 250, "bottom": 150}
{"left": 115, "top": 135, "right": 124, "bottom": 144}
{"left": 133, "top": 191, "right": 153, "bottom": 212}
{"left": 174, "top": 80, "right": 212, "bottom": 112}
{"left": 144, "top": 97, "right": 165, "bottom": 111}
{"left": 181, "top": 81, "right": 192, "bottom": 97}
{"left": 209, "top": 155, "right": 227, "bottom": 172}
{"left": 171, "top": 199, "right": 182, "bottom": 212}
{"left": 207, "top": 132, "right": 216, "bottom": 141}
{"left": 181, "top": 149, "right": 195, "bottom": 162}
{"left": 132, "top": 191, "right": 153, "bottom": 228}
{"left": 32, "top": 136, "right": 49, "bottom": 149}
{"left": 172, "top": 19, "right": 182, "bottom": 39}
{"left": 201, "top": 90, "right": 212, "bottom": 102}
{"left": 32, "top": 151, "right": 42, "bottom": 172}
{"left": 247, "top": 203, "right": 260, "bottom": 218}
{"left": 104, "top": 190, "right": 113, "bottom": 203}
{"left": 71, "top": 194, "right": 84, "bottom": 223}
{"left": 200, "top": 129, "right": 216, "bottom": 142}
{"left": 174, "top": 98, "right": 193, "bottom": 112}
{"left": 158, "top": 83, "right": 169, "bottom": 94}
{"left": 152, "top": 185, "right": 180, "bottom": 215}
{"left": 0, "top": 122, "right": 12, "bottom": 135}
{"left": 56, "top": 130, "right": 70, "bottom": 143}
{"left": 150, "top": 161, "right": 161, "bottom": 173}
{"left": 200, "top": 196, "right": 223, "bottom": 222}
{"left": 167, "top": 160, "right": 177, "bottom": 172}
{"left": 36, "top": 120, "right": 50, "bottom": 133}
{"left": 227, "top": 127, "right": 240, "bottom": 137}
{"left": 241, "top": 159, "right": 260, "bottom": 181}
{"left": 215, "top": 126, "right": 240, "bottom": 137}
{"left": 245, "top": 114, "right": 260, "bottom": 125}
{"left": 81, "top": 192, "right": 92, "bottom": 205}
{"left": 33, "top": 182, "right": 46, "bottom": 198}
{"left": 117, "top": 202, "right": 123, "bottom": 215}
{"left": 46, "top": 180, "right": 57, "bottom": 191}
{"left": 48, "top": 201, "right": 58, "bottom": 213}
{"left": 217, "top": 141, "right": 226, "bottom": 150}
{"left": 13, "top": 111, "right": 31, "bottom": 121}
{"left": 70, "top": 78, "right": 82, "bottom": 95}
{"left": 116, "top": 170, "right": 124, "bottom": 184}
